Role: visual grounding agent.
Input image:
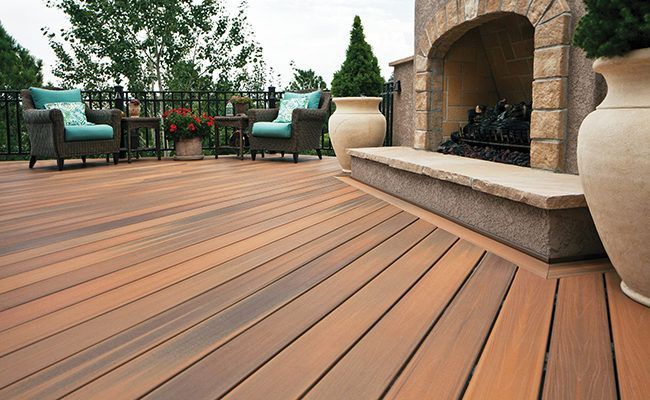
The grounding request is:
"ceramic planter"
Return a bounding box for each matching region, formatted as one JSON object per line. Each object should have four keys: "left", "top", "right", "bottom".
{"left": 328, "top": 97, "right": 386, "bottom": 173}
{"left": 577, "top": 48, "right": 650, "bottom": 306}
{"left": 174, "top": 137, "right": 204, "bottom": 161}
{"left": 234, "top": 103, "right": 249, "bottom": 115}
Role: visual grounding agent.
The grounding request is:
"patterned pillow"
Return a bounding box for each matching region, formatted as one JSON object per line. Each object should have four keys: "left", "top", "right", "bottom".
{"left": 273, "top": 97, "right": 309, "bottom": 123}
{"left": 44, "top": 102, "right": 89, "bottom": 126}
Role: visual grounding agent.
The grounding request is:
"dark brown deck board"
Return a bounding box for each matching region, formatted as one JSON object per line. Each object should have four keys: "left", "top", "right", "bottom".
{"left": 0, "top": 157, "right": 647, "bottom": 399}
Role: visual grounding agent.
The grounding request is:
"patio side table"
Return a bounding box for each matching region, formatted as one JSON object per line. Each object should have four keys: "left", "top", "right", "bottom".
{"left": 121, "top": 117, "right": 162, "bottom": 163}
{"left": 214, "top": 115, "right": 249, "bottom": 160}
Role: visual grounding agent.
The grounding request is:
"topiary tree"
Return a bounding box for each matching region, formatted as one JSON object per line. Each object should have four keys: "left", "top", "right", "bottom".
{"left": 574, "top": 0, "right": 650, "bottom": 59}
{"left": 331, "top": 16, "right": 384, "bottom": 97}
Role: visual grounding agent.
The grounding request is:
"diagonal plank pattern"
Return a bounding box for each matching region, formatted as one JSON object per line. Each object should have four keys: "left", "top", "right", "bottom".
{"left": 0, "top": 156, "right": 647, "bottom": 399}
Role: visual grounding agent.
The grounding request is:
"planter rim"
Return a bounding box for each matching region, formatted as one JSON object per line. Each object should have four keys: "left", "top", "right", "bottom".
{"left": 332, "top": 96, "right": 382, "bottom": 102}
{"left": 593, "top": 47, "right": 650, "bottom": 73}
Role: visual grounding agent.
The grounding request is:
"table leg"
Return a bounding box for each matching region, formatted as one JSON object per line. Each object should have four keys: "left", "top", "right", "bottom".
{"left": 155, "top": 126, "right": 161, "bottom": 160}
{"left": 215, "top": 128, "right": 220, "bottom": 159}
{"left": 238, "top": 127, "right": 244, "bottom": 160}
{"left": 127, "top": 127, "right": 132, "bottom": 163}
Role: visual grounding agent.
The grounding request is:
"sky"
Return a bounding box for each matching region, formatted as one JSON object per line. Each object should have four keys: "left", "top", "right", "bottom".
{"left": 0, "top": 0, "right": 414, "bottom": 88}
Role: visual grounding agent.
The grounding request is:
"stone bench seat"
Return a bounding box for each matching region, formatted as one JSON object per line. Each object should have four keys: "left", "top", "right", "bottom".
{"left": 349, "top": 147, "right": 604, "bottom": 263}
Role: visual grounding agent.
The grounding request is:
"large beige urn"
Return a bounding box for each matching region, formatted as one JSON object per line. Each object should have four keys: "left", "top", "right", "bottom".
{"left": 328, "top": 97, "right": 386, "bottom": 173}
{"left": 174, "top": 137, "right": 204, "bottom": 161}
{"left": 577, "top": 48, "right": 650, "bottom": 306}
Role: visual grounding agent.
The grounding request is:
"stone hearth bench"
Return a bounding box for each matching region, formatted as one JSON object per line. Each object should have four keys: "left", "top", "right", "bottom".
{"left": 349, "top": 147, "right": 605, "bottom": 263}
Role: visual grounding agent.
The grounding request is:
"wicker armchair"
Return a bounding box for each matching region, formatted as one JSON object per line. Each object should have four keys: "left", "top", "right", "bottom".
{"left": 21, "top": 89, "right": 122, "bottom": 170}
{"left": 247, "top": 90, "right": 331, "bottom": 163}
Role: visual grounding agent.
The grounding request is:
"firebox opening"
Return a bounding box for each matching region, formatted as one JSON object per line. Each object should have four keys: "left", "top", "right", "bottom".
{"left": 438, "top": 14, "right": 534, "bottom": 167}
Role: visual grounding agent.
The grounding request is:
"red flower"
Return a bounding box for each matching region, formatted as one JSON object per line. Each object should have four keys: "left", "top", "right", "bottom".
{"left": 169, "top": 124, "right": 177, "bottom": 133}
{"left": 188, "top": 123, "right": 196, "bottom": 132}
{"left": 207, "top": 119, "right": 214, "bottom": 127}
{"left": 194, "top": 116, "right": 201, "bottom": 124}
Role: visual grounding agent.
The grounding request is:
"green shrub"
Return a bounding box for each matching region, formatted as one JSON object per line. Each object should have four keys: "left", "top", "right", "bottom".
{"left": 574, "top": 0, "right": 650, "bottom": 59}
{"left": 331, "top": 16, "right": 384, "bottom": 97}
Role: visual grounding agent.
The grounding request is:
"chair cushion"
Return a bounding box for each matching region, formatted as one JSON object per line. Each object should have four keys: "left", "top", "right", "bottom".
{"left": 65, "top": 124, "right": 114, "bottom": 141}
{"left": 44, "top": 102, "right": 89, "bottom": 126}
{"left": 30, "top": 88, "right": 82, "bottom": 109}
{"left": 284, "top": 90, "right": 321, "bottom": 109}
{"left": 274, "top": 97, "right": 308, "bottom": 123}
{"left": 252, "top": 122, "right": 292, "bottom": 139}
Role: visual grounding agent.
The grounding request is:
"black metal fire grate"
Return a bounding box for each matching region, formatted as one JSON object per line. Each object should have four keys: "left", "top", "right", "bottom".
{"left": 438, "top": 100, "right": 532, "bottom": 167}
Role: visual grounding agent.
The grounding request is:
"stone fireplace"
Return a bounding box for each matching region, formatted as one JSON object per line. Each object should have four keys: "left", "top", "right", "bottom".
{"left": 400, "top": 0, "right": 605, "bottom": 174}
{"left": 346, "top": 0, "right": 607, "bottom": 265}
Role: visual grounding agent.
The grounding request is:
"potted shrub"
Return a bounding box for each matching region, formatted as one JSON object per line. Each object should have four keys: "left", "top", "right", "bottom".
{"left": 163, "top": 108, "right": 214, "bottom": 161}
{"left": 229, "top": 95, "right": 254, "bottom": 115}
{"left": 574, "top": 0, "right": 650, "bottom": 306}
{"left": 328, "top": 16, "right": 386, "bottom": 173}
{"left": 128, "top": 98, "right": 141, "bottom": 117}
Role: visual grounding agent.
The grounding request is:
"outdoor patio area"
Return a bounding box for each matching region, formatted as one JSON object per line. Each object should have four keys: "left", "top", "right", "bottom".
{"left": 0, "top": 156, "right": 648, "bottom": 399}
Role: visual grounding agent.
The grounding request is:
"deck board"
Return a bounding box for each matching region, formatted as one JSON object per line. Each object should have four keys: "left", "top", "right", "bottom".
{"left": 385, "top": 253, "right": 516, "bottom": 400}
{"left": 0, "top": 156, "right": 647, "bottom": 399}
{"left": 606, "top": 273, "right": 650, "bottom": 400}
{"left": 542, "top": 274, "right": 617, "bottom": 400}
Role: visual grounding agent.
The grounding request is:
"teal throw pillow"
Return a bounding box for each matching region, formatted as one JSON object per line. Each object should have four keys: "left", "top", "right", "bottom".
{"left": 30, "top": 87, "right": 82, "bottom": 109}
{"left": 44, "top": 102, "right": 89, "bottom": 126}
{"left": 274, "top": 97, "right": 309, "bottom": 123}
{"left": 284, "top": 90, "right": 321, "bottom": 109}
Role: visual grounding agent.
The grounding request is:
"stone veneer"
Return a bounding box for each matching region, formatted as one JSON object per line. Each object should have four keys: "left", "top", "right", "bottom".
{"left": 404, "top": 0, "right": 605, "bottom": 174}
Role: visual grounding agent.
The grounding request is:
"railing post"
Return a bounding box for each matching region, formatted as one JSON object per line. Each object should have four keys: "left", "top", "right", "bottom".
{"left": 268, "top": 86, "right": 276, "bottom": 109}
{"left": 114, "top": 85, "right": 125, "bottom": 111}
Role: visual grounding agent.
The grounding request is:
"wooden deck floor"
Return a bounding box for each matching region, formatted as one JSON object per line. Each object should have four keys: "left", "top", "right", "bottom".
{"left": 0, "top": 156, "right": 648, "bottom": 400}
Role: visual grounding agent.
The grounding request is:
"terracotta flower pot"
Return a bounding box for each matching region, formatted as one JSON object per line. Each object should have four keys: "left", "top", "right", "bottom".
{"left": 174, "top": 137, "right": 204, "bottom": 161}
{"left": 328, "top": 97, "right": 386, "bottom": 173}
{"left": 128, "top": 103, "right": 141, "bottom": 117}
{"left": 577, "top": 48, "right": 650, "bottom": 306}
{"left": 234, "top": 103, "right": 249, "bottom": 115}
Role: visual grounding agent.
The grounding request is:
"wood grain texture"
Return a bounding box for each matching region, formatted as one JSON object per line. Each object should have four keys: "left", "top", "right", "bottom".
{"left": 462, "top": 268, "right": 557, "bottom": 400}
{"left": 606, "top": 273, "right": 650, "bottom": 400}
{"left": 304, "top": 240, "right": 485, "bottom": 400}
{"left": 224, "top": 229, "right": 459, "bottom": 400}
{"left": 542, "top": 274, "right": 617, "bottom": 400}
{"left": 385, "top": 253, "right": 516, "bottom": 400}
{"left": 0, "top": 158, "right": 646, "bottom": 399}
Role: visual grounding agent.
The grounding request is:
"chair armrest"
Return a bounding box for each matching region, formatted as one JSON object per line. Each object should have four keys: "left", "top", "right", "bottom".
{"left": 86, "top": 108, "right": 122, "bottom": 125}
{"left": 248, "top": 108, "right": 279, "bottom": 123}
{"left": 292, "top": 108, "right": 328, "bottom": 124}
{"left": 23, "top": 108, "right": 64, "bottom": 125}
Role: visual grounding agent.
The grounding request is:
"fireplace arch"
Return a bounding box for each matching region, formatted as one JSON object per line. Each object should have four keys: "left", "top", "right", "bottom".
{"left": 413, "top": 0, "right": 573, "bottom": 171}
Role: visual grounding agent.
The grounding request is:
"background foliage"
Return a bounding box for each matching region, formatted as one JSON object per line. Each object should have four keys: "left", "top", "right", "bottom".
{"left": 0, "top": 23, "right": 43, "bottom": 89}
{"left": 330, "top": 16, "right": 384, "bottom": 97}
{"left": 287, "top": 61, "right": 327, "bottom": 91}
{"left": 44, "top": 0, "right": 267, "bottom": 91}
{"left": 574, "top": 0, "right": 650, "bottom": 58}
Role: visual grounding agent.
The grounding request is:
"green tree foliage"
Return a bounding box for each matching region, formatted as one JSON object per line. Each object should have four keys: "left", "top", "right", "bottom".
{"left": 574, "top": 0, "right": 650, "bottom": 58}
{"left": 331, "top": 16, "right": 384, "bottom": 97}
{"left": 0, "top": 23, "right": 43, "bottom": 89}
{"left": 287, "top": 61, "right": 327, "bottom": 91}
{"left": 44, "top": 0, "right": 266, "bottom": 91}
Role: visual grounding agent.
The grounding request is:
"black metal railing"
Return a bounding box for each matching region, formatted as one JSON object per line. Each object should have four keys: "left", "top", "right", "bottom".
{"left": 1, "top": 85, "right": 395, "bottom": 158}
{"left": 380, "top": 81, "right": 395, "bottom": 147}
